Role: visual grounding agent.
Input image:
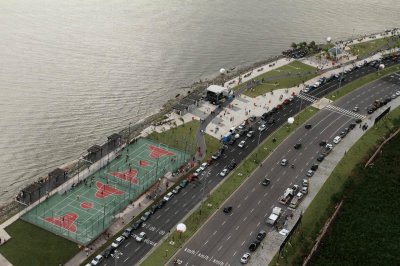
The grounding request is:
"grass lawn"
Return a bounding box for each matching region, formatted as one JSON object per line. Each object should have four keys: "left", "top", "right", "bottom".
{"left": 204, "top": 134, "right": 222, "bottom": 159}
{"left": 0, "top": 219, "right": 79, "bottom": 266}
{"left": 234, "top": 61, "right": 317, "bottom": 98}
{"left": 349, "top": 37, "right": 391, "bottom": 57}
{"left": 327, "top": 64, "right": 400, "bottom": 101}
{"left": 140, "top": 106, "right": 318, "bottom": 266}
{"left": 309, "top": 129, "right": 400, "bottom": 265}
{"left": 146, "top": 120, "right": 200, "bottom": 154}
{"left": 269, "top": 107, "right": 400, "bottom": 266}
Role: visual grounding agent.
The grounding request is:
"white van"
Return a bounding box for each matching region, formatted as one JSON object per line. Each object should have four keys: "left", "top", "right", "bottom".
{"left": 289, "top": 198, "right": 299, "bottom": 209}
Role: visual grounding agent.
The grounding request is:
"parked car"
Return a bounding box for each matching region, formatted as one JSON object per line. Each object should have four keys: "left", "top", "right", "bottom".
{"left": 163, "top": 192, "right": 173, "bottom": 202}
{"left": 172, "top": 186, "right": 181, "bottom": 194}
{"left": 90, "top": 255, "right": 103, "bottom": 266}
{"left": 249, "top": 240, "right": 261, "bottom": 251}
{"left": 240, "top": 253, "right": 251, "bottom": 264}
{"left": 301, "top": 186, "right": 308, "bottom": 195}
{"left": 305, "top": 124, "right": 312, "bottom": 129}
{"left": 310, "top": 164, "right": 319, "bottom": 171}
{"left": 256, "top": 230, "right": 267, "bottom": 241}
{"left": 268, "top": 118, "right": 275, "bottom": 124}
{"left": 319, "top": 140, "right": 327, "bottom": 146}
{"left": 316, "top": 154, "right": 325, "bottom": 162}
{"left": 102, "top": 247, "right": 115, "bottom": 259}
{"left": 111, "top": 236, "right": 125, "bottom": 248}
{"left": 140, "top": 211, "right": 151, "bottom": 222}
{"left": 294, "top": 143, "right": 302, "bottom": 149}
{"left": 122, "top": 226, "right": 134, "bottom": 238}
{"left": 333, "top": 136, "right": 341, "bottom": 144}
{"left": 302, "top": 179, "right": 309, "bottom": 187}
{"left": 306, "top": 170, "right": 314, "bottom": 177}
{"left": 132, "top": 220, "right": 143, "bottom": 230}
{"left": 180, "top": 180, "right": 188, "bottom": 188}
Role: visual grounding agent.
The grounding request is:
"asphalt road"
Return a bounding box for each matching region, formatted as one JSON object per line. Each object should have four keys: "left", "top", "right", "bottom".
{"left": 99, "top": 57, "right": 400, "bottom": 266}
{"left": 170, "top": 72, "right": 400, "bottom": 264}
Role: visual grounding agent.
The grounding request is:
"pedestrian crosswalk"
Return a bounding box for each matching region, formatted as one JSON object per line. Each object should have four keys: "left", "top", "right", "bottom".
{"left": 324, "top": 105, "right": 366, "bottom": 119}
{"left": 297, "top": 93, "right": 319, "bottom": 103}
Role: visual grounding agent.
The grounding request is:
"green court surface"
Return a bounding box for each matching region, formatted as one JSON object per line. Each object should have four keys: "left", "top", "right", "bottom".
{"left": 22, "top": 138, "right": 189, "bottom": 245}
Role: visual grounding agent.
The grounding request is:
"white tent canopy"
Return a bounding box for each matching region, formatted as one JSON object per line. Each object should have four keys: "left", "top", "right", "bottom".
{"left": 206, "top": 85, "right": 228, "bottom": 95}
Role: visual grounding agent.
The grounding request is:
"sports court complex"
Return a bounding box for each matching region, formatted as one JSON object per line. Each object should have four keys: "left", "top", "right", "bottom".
{"left": 22, "top": 138, "right": 189, "bottom": 245}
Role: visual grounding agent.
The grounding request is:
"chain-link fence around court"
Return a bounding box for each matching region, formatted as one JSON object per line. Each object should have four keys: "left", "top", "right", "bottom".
{"left": 21, "top": 138, "right": 190, "bottom": 245}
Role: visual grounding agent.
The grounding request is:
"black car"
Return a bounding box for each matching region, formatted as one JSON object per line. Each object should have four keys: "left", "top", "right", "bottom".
{"left": 339, "top": 131, "right": 347, "bottom": 138}
{"left": 305, "top": 124, "right": 312, "bottom": 129}
{"left": 228, "top": 138, "right": 236, "bottom": 145}
{"left": 270, "top": 107, "right": 278, "bottom": 114}
{"left": 349, "top": 123, "right": 356, "bottom": 130}
{"left": 262, "top": 178, "right": 270, "bottom": 186}
{"left": 249, "top": 240, "right": 261, "bottom": 252}
{"left": 228, "top": 161, "right": 237, "bottom": 170}
{"left": 132, "top": 220, "right": 143, "bottom": 230}
{"left": 256, "top": 230, "right": 267, "bottom": 241}
{"left": 261, "top": 112, "right": 270, "bottom": 120}
{"left": 156, "top": 200, "right": 166, "bottom": 209}
{"left": 122, "top": 226, "right": 134, "bottom": 238}
{"left": 311, "top": 164, "right": 319, "bottom": 171}
{"left": 294, "top": 143, "right": 302, "bottom": 149}
{"left": 316, "top": 154, "right": 325, "bottom": 162}
{"left": 102, "top": 247, "right": 116, "bottom": 259}
{"left": 249, "top": 116, "right": 257, "bottom": 122}
{"left": 223, "top": 206, "right": 232, "bottom": 214}
{"left": 268, "top": 118, "right": 275, "bottom": 124}
{"left": 319, "top": 140, "right": 327, "bottom": 146}
{"left": 355, "top": 118, "right": 362, "bottom": 124}
{"left": 149, "top": 204, "right": 158, "bottom": 214}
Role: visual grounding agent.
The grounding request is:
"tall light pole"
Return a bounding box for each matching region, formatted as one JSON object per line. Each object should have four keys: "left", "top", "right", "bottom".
{"left": 128, "top": 122, "right": 132, "bottom": 145}
{"left": 113, "top": 249, "right": 123, "bottom": 266}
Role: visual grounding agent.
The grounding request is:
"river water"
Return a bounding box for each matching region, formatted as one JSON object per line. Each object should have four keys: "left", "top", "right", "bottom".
{"left": 0, "top": 0, "right": 399, "bottom": 205}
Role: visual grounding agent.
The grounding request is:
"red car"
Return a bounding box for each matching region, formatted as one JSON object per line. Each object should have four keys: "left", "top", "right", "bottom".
{"left": 276, "top": 104, "right": 283, "bottom": 109}
{"left": 283, "top": 99, "right": 290, "bottom": 105}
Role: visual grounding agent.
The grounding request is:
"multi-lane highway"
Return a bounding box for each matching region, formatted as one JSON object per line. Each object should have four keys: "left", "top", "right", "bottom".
{"left": 98, "top": 56, "right": 400, "bottom": 266}
{"left": 172, "top": 70, "right": 400, "bottom": 265}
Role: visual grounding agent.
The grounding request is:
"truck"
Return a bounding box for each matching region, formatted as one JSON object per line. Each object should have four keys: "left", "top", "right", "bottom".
{"left": 279, "top": 188, "right": 294, "bottom": 205}
{"left": 266, "top": 207, "right": 282, "bottom": 225}
{"left": 322, "top": 143, "right": 333, "bottom": 156}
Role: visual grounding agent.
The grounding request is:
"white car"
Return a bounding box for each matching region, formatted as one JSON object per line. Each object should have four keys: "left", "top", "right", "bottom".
{"left": 90, "top": 255, "right": 103, "bottom": 266}
{"left": 172, "top": 186, "right": 181, "bottom": 194}
{"left": 396, "top": 90, "right": 400, "bottom": 96}
{"left": 199, "top": 162, "right": 208, "bottom": 171}
{"left": 301, "top": 186, "right": 308, "bottom": 195}
{"left": 111, "top": 236, "right": 125, "bottom": 248}
{"left": 306, "top": 170, "right": 314, "bottom": 177}
{"left": 281, "top": 159, "right": 288, "bottom": 166}
{"left": 219, "top": 168, "right": 229, "bottom": 177}
{"left": 193, "top": 167, "right": 202, "bottom": 176}
{"left": 295, "top": 192, "right": 304, "bottom": 200}
{"left": 258, "top": 124, "right": 266, "bottom": 131}
{"left": 163, "top": 192, "right": 173, "bottom": 202}
{"left": 247, "top": 131, "right": 254, "bottom": 138}
{"left": 135, "top": 232, "right": 146, "bottom": 242}
{"left": 238, "top": 140, "right": 246, "bottom": 148}
{"left": 240, "top": 253, "right": 251, "bottom": 264}
{"left": 302, "top": 179, "right": 309, "bottom": 187}
{"left": 333, "top": 136, "right": 342, "bottom": 144}
{"left": 238, "top": 122, "right": 246, "bottom": 129}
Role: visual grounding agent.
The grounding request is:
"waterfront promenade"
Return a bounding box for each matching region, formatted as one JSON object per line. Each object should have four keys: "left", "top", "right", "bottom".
{"left": 0, "top": 29, "right": 398, "bottom": 265}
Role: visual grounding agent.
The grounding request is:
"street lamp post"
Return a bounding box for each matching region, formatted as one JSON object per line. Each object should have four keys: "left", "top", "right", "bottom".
{"left": 113, "top": 249, "right": 123, "bottom": 266}
{"left": 128, "top": 122, "right": 132, "bottom": 145}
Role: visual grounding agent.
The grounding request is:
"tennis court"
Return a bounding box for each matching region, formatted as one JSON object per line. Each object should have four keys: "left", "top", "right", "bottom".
{"left": 22, "top": 138, "right": 189, "bottom": 245}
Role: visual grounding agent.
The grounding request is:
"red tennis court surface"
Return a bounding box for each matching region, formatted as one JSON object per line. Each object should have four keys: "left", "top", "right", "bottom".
{"left": 95, "top": 181, "right": 125, "bottom": 199}
{"left": 45, "top": 212, "right": 78, "bottom": 233}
